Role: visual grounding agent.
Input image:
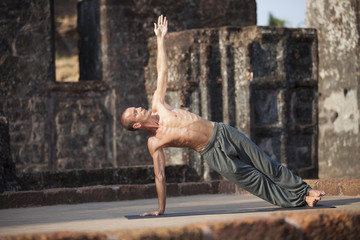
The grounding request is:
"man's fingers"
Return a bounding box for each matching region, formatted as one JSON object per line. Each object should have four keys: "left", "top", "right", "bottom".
{"left": 158, "top": 15, "right": 167, "bottom": 26}
{"left": 141, "top": 211, "right": 159, "bottom": 216}
{"left": 158, "top": 15, "right": 162, "bottom": 26}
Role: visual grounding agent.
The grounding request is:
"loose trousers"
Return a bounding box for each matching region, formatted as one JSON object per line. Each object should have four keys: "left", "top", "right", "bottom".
{"left": 200, "top": 122, "right": 311, "bottom": 207}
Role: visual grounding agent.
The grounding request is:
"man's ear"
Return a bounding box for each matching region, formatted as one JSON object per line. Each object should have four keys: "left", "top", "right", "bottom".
{"left": 133, "top": 123, "right": 141, "bottom": 129}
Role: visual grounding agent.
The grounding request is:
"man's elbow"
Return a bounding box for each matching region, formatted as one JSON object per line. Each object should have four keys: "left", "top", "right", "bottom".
{"left": 156, "top": 173, "right": 166, "bottom": 183}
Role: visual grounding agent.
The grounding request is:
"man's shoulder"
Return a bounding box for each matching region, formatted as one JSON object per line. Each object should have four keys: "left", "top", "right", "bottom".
{"left": 147, "top": 135, "right": 161, "bottom": 147}
{"left": 147, "top": 135, "right": 165, "bottom": 154}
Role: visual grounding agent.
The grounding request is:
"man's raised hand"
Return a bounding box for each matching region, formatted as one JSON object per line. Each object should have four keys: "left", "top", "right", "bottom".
{"left": 154, "top": 15, "right": 168, "bottom": 38}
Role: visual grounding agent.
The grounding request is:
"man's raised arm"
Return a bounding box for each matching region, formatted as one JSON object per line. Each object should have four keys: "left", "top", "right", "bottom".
{"left": 152, "top": 15, "right": 168, "bottom": 111}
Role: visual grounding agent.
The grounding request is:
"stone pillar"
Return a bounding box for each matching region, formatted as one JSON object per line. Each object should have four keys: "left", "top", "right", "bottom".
{"left": 306, "top": 0, "right": 360, "bottom": 178}
{"left": 145, "top": 26, "right": 319, "bottom": 179}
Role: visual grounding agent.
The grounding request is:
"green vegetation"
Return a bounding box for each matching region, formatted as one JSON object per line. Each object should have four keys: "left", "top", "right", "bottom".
{"left": 268, "top": 13, "right": 287, "bottom": 27}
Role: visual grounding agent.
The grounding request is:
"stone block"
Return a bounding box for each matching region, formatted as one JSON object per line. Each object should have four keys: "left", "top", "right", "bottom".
{"left": 284, "top": 133, "right": 315, "bottom": 170}
{"left": 251, "top": 89, "right": 282, "bottom": 127}
{"left": 5, "top": 191, "right": 45, "bottom": 208}
{"left": 253, "top": 131, "right": 282, "bottom": 163}
{"left": 166, "top": 183, "right": 181, "bottom": 197}
{"left": 118, "top": 184, "right": 157, "bottom": 200}
{"left": 210, "top": 218, "right": 302, "bottom": 240}
{"left": 287, "top": 88, "right": 316, "bottom": 126}
{"left": 179, "top": 182, "right": 216, "bottom": 196}
{"left": 51, "top": 84, "right": 110, "bottom": 170}
{"left": 218, "top": 180, "right": 236, "bottom": 194}
{"left": 44, "top": 188, "right": 78, "bottom": 205}
{"left": 80, "top": 186, "right": 118, "bottom": 203}
{"left": 290, "top": 211, "right": 360, "bottom": 240}
{"left": 340, "top": 179, "right": 360, "bottom": 196}
{"left": 249, "top": 40, "right": 279, "bottom": 79}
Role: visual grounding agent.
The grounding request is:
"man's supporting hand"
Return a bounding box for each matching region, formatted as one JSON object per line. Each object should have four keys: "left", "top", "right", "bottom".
{"left": 154, "top": 15, "right": 168, "bottom": 38}
{"left": 141, "top": 209, "right": 164, "bottom": 217}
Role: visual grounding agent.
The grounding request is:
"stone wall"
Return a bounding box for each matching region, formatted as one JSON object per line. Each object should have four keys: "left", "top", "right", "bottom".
{"left": 1, "top": 0, "right": 257, "bottom": 173}
{"left": 145, "top": 26, "right": 319, "bottom": 178}
{"left": 0, "top": 0, "right": 54, "bottom": 172}
{"left": 306, "top": 0, "right": 360, "bottom": 178}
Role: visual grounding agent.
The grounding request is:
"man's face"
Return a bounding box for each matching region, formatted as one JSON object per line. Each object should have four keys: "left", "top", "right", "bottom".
{"left": 126, "top": 107, "right": 151, "bottom": 124}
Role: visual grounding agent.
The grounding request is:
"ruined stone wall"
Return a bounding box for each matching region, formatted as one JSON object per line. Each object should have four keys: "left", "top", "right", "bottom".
{"left": 1, "top": 0, "right": 256, "bottom": 173}
{"left": 306, "top": 0, "right": 360, "bottom": 178}
{"left": 145, "top": 26, "right": 319, "bottom": 178}
{"left": 0, "top": 0, "right": 54, "bottom": 172}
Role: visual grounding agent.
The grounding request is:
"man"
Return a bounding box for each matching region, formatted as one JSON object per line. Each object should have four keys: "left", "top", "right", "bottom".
{"left": 121, "top": 15, "right": 325, "bottom": 216}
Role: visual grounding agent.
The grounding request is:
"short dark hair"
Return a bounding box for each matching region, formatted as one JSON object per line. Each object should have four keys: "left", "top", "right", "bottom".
{"left": 120, "top": 109, "right": 137, "bottom": 131}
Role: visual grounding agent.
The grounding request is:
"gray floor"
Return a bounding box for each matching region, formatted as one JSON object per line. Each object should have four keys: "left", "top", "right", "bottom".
{"left": 1, "top": 194, "right": 360, "bottom": 236}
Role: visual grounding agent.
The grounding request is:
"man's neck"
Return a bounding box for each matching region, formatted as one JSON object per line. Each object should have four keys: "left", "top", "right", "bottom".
{"left": 143, "top": 114, "right": 160, "bottom": 135}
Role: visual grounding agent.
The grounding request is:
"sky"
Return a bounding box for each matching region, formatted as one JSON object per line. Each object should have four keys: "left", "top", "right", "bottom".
{"left": 256, "top": 0, "right": 307, "bottom": 28}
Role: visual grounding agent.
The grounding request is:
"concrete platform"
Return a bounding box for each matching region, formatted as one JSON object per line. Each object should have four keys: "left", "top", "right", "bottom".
{"left": 1, "top": 179, "right": 360, "bottom": 209}
{"left": 1, "top": 194, "right": 360, "bottom": 239}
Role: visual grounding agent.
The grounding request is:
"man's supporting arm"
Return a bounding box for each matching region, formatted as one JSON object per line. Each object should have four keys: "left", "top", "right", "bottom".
{"left": 141, "top": 146, "right": 166, "bottom": 216}
{"left": 152, "top": 15, "right": 168, "bottom": 109}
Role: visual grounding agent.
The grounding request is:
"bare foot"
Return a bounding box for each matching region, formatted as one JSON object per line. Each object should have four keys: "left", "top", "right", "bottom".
{"left": 306, "top": 189, "right": 325, "bottom": 207}
{"left": 305, "top": 196, "right": 321, "bottom": 207}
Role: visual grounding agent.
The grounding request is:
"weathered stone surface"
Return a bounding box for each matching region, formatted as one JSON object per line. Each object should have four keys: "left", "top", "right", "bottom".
{"left": 15, "top": 164, "right": 200, "bottom": 190}
{"left": 0, "top": 0, "right": 54, "bottom": 173}
{"left": 179, "top": 181, "right": 218, "bottom": 196}
{"left": 289, "top": 211, "right": 360, "bottom": 240}
{"left": 209, "top": 218, "right": 302, "bottom": 240}
{"left": 340, "top": 179, "right": 360, "bottom": 196}
{"left": 306, "top": 0, "right": 360, "bottom": 178}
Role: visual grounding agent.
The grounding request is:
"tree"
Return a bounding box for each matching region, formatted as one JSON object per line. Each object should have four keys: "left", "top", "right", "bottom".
{"left": 268, "top": 13, "right": 287, "bottom": 27}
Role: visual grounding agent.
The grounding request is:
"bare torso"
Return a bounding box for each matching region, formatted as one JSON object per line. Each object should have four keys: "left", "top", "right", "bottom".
{"left": 149, "top": 102, "right": 214, "bottom": 152}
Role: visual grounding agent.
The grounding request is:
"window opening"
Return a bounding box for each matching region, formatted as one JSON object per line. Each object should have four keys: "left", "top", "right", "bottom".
{"left": 54, "top": 0, "right": 79, "bottom": 82}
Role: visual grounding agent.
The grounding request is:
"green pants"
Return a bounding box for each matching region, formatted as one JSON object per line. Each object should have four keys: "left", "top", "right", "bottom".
{"left": 200, "top": 122, "right": 311, "bottom": 207}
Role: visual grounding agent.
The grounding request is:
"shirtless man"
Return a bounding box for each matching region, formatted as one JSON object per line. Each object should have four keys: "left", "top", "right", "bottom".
{"left": 121, "top": 15, "right": 325, "bottom": 216}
